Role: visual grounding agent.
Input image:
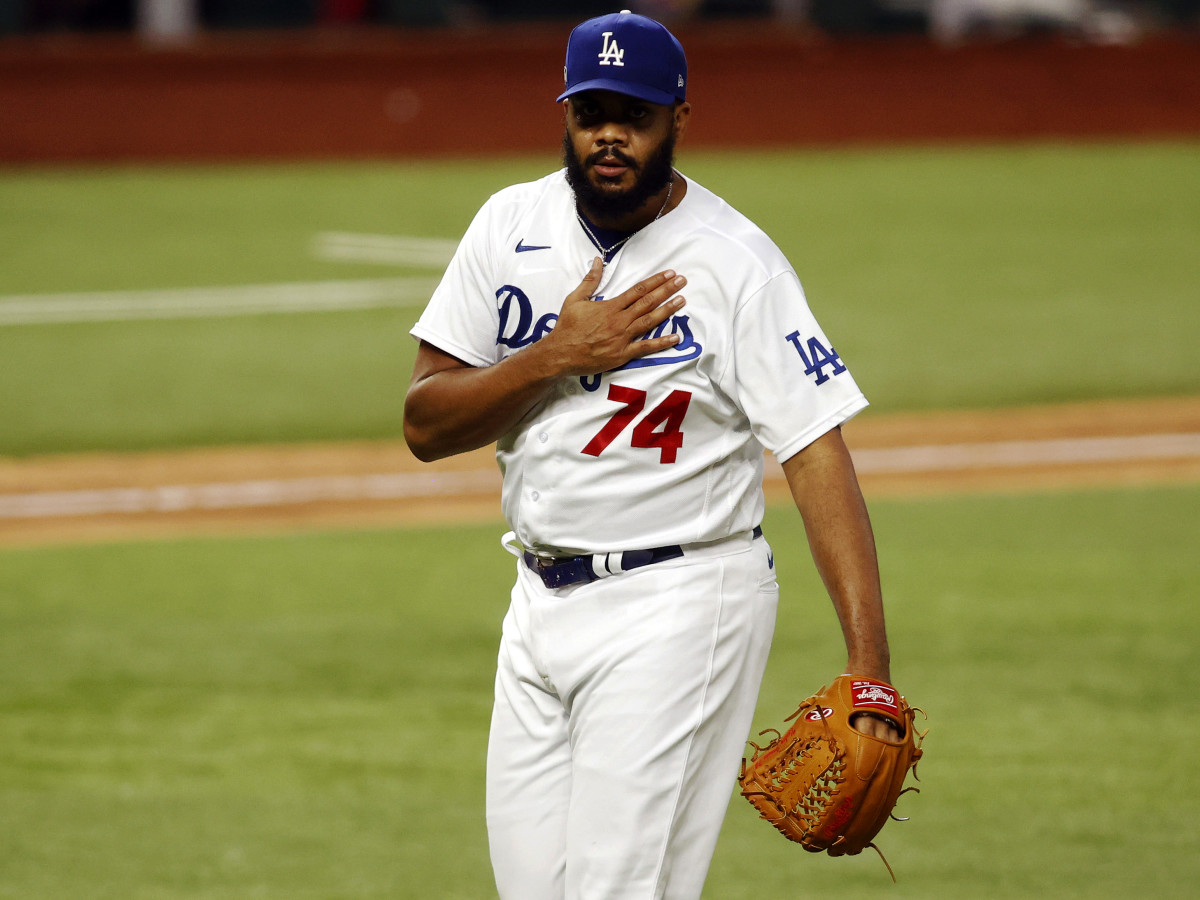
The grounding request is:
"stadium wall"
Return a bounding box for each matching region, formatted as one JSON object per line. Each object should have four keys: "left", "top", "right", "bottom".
{"left": 2, "top": 25, "right": 1199, "bottom": 163}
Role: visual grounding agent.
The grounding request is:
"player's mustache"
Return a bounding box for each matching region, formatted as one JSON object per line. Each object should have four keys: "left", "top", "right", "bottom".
{"left": 588, "top": 148, "right": 636, "bottom": 170}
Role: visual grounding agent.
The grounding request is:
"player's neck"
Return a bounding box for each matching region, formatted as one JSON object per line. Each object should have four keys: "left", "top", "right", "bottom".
{"left": 579, "top": 173, "right": 681, "bottom": 233}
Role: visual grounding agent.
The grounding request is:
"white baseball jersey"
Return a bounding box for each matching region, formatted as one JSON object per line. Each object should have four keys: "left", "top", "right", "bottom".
{"left": 410, "top": 169, "right": 867, "bottom": 555}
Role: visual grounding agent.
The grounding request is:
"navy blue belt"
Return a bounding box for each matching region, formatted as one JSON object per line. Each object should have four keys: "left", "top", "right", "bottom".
{"left": 523, "top": 526, "right": 763, "bottom": 590}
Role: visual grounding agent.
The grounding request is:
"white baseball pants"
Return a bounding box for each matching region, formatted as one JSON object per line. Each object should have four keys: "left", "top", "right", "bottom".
{"left": 486, "top": 530, "right": 778, "bottom": 900}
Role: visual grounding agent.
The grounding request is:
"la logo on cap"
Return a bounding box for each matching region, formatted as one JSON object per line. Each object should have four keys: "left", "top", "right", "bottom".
{"left": 598, "top": 31, "right": 625, "bottom": 67}
{"left": 597, "top": 9, "right": 633, "bottom": 67}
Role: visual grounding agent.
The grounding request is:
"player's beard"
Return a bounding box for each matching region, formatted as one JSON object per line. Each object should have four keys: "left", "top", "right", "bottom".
{"left": 563, "top": 129, "right": 676, "bottom": 223}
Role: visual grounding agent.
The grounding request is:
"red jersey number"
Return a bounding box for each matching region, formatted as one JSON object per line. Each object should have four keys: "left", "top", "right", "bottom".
{"left": 581, "top": 385, "right": 692, "bottom": 464}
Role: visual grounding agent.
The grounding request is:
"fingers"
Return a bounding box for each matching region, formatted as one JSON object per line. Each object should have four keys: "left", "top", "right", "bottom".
{"left": 565, "top": 256, "right": 605, "bottom": 303}
{"left": 851, "top": 713, "right": 903, "bottom": 741}
{"left": 566, "top": 262, "right": 684, "bottom": 311}
{"left": 633, "top": 272, "right": 685, "bottom": 329}
{"left": 554, "top": 263, "right": 689, "bottom": 368}
{"left": 611, "top": 269, "right": 686, "bottom": 331}
{"left": 630, "top": 293, "right": 686, "bottom": 343}
{"left": 614, "top": 269, "right": 685, "bottom": 311}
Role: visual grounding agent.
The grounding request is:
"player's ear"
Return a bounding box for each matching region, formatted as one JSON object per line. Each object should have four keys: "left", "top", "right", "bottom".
{"left": 672, "top": 101, "right": 692, "bottom": 141}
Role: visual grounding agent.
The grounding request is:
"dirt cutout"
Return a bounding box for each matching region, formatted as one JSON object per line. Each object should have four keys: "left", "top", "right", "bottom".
{"left": 2, "top": 396, "right": 1197, "bottom": 547}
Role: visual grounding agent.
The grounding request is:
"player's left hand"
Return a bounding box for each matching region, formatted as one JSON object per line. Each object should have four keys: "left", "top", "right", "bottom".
{"left": 739, "top": 675, "right": 926, "bottom": 871}
{"left": 852, "top": 712, "right": 902, "bottom": 741}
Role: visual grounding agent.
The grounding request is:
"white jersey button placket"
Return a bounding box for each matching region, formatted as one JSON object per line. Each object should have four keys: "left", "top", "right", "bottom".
{"left": 522, "top": 423, "right": 558, "bottom": 532}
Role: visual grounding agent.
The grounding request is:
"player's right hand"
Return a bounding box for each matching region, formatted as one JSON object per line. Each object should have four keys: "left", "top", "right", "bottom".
{"left": 542, "top": 257, "right": 687, "bottom": 377}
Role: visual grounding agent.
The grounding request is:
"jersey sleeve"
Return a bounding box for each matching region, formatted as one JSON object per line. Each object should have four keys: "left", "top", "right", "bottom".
{"left": 409, "top": 197, "right": 504, "bottom": 368}
{"left": 731, "top": 270, "right": 868, "bottom": 462}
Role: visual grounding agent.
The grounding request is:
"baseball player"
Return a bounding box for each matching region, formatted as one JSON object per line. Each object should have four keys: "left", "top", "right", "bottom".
{"left": 403, "top": 10, "right": 897, "bottom": 899}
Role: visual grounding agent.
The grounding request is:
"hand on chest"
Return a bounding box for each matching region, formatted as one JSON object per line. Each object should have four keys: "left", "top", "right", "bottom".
{"left": 494, "top": 247, "right": 708, "bottom": 373}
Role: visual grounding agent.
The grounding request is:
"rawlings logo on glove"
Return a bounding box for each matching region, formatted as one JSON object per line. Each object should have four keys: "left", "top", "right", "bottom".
{"left": 852, "top": 681, "right": 899, "bottom": 711}
{"left": 738, "top": 674, "right": 926, "bottom": 879}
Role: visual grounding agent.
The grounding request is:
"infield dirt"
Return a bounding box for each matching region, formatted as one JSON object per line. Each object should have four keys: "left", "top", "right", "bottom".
{"left": 2, "top": 396, "right": 1197, "bottom": 547}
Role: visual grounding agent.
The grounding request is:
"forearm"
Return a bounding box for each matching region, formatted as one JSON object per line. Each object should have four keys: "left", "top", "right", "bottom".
{"left": 781, "top": 427, "right": 891, "bottom": 682}
{"left": 404, "top": 265, "right": 688, "bottom": 462}
{"left": 403, "top": 341, "right": 561, "bottom": 462}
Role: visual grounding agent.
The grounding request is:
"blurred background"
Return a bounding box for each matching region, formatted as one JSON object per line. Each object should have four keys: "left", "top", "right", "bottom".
{"left": 1, "top": 0, "right": 1198, "bottom": 38}
{"left": 3, "top": 0, "right": 1199, "bottom": 166}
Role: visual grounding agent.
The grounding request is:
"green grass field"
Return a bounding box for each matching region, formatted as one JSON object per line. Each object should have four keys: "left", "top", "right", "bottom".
{"left": 1, "top": 143, "right": 1198, "bottom": 897}
{"left": 2, "top": 486, "right": 1197, "bottom": 898}
{"left": 2, "top": 142, "right": 1198, "bottom": 455}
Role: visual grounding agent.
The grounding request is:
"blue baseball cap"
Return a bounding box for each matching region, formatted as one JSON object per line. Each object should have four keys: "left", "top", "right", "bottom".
{"left": 556, "top": 10, "right": 687, "bottom": 107}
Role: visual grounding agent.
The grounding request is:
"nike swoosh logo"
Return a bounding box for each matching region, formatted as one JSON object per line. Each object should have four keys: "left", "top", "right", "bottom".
{"left": 515, "top": 240, "right": 551, "bottom": 253}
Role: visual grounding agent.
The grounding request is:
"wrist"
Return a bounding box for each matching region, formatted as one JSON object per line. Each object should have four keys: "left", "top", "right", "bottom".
{"left": 845, "top": 656, "right": 892, "bottom": 684}
{"left": 520, "top": 330, "right": 575, "bottom": 382}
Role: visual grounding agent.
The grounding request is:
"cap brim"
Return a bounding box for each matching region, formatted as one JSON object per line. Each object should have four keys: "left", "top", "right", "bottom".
{"left": 556, "top": 78, "right": 678, "bottom": 106}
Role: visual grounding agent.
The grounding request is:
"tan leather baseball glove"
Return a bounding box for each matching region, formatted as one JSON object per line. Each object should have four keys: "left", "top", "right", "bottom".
{"left": 738, "top": 674, "right": 925, "bottom": 877}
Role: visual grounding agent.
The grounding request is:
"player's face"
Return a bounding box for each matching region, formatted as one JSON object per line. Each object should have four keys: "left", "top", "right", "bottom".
{"left": 562, "top": 91, "right": 690, "bottom": 225}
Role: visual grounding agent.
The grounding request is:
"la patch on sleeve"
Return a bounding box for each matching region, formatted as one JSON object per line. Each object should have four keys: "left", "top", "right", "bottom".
{"left": 785, "top": 330, "right": 847, "bottom": 386}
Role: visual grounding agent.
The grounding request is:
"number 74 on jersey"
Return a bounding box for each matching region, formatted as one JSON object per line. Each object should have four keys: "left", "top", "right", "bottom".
{"left": 581, "top": 385, "right": 692, "bottom": 464}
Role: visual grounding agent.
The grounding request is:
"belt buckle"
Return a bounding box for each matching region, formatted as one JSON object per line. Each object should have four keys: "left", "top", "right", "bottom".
{"left": 526, "top": 551, "right": 593, "bottom": 589}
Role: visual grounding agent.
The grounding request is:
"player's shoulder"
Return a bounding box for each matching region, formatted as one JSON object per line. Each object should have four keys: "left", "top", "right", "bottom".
{"left": 676, "top": 176, "right": 793, "bottom": 278}
{"left": 465, "top": 171, "right": 570, "bottom": 249}
{"left": 482, "top": 170, "right": 571, "bottom": 212}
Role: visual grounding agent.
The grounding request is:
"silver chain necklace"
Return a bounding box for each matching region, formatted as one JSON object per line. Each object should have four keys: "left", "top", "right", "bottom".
{"left": 576, "top": 175, "right": 674, "bottom": 264}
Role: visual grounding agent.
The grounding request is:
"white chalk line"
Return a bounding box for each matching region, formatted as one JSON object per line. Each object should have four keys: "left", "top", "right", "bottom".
{"left": 311, "top": 232, "right": 458, "bottom": 268}
{"left": 0, "top": 470, "right": 502, "bottom": 520}
{"left": 0, "top": 232, "right": 453, "bottom": 326}
{"left": 2, "top": 433, "right": 1198, "bottom": 521}
{"left": 848, "top": 432, "right": 1200, "bottom": 474}
{"left": 0, "top": 276, "right": 442, "bottom": 325}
